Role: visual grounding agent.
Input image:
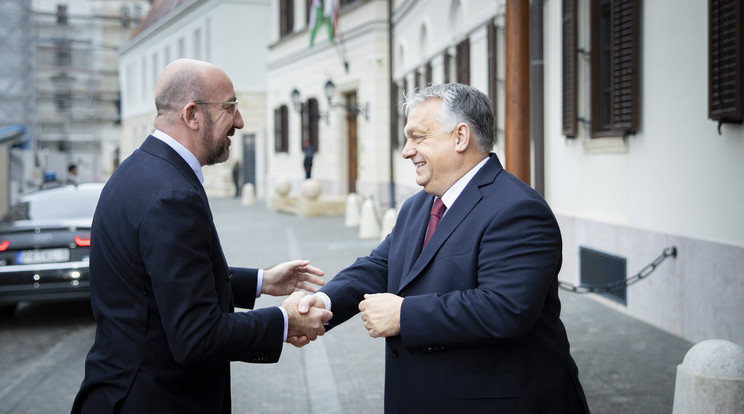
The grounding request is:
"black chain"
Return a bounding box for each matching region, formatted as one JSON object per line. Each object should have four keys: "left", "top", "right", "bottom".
{"left": 559, "top": 246, "right": 677, "bottom": 294}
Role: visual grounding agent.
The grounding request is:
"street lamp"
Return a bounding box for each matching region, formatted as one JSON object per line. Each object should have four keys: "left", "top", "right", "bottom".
{"left": 290, "top": 79, "right": 369, "bottom": 125}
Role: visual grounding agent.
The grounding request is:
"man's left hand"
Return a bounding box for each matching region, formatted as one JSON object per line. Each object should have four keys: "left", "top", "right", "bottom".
{"left": 262, "top": 260, "right": 325, "bottom": 296}
{"left": 358, "top": 293, "right": 403, "bottom": 338}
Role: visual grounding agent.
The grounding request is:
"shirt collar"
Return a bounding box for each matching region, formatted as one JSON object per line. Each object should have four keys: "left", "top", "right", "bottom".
{"left": 439, "top": 155, "right": 490, "bottom": 210}
{"left": 151, "top": 129, "right": 204, "bottom": 184}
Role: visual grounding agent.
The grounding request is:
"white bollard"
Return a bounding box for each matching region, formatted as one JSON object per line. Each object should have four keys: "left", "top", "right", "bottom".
{"left": 241, "top": 183, "right": 255, "bottom": 206}
{"left": 380, "top": 208, "right": 397, "bottom": 241}
{"left": 345, "top": 193, "right": 361, "bottom": 227}
{"left": 358, "top": 198, "right": 380, "bottom": 239}
{"left": 672, "top": 339, "right": 744, "bottom": 414}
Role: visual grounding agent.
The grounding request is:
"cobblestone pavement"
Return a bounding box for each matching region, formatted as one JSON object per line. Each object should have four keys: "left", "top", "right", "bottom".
{"left": 0, "top": 197, "right": 692, "bottom": 413}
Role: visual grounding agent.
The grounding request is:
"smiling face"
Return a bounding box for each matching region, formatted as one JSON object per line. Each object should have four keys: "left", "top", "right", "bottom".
{"left": 401, "top": 99, "right": 464, "bottom": 197}
{"left": 199, "top": 69, "right": 244, "bottom": 166}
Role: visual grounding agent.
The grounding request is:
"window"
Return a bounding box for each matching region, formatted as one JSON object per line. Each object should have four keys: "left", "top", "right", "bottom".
{"left": 590, "top": 0, "right": 640, "bottom": 138}
{"left": 709, "top": 0, "right": 744, "bottom": 124}
{"left": 279, "top": 0, "right": 294, "bottom": 38}
{"left": 302, "top": 98, "right": 320, "bottom": 152}
{"left": 274, "top": 105, "right": 289, "bottom": 153}
{"left": 55, "top": 40, "right": 72, "bottom": 67}
{"left": 456, "top": 38, "right": 470, "bottom": 85}
{"left": 57, "top": 4, "right": 68, "bottom": 25}
{"left": 424, "top": 61, "right": 432, "bottom": 86}
{"left": 562, "top": 0, "right": 578, "bottom": 137}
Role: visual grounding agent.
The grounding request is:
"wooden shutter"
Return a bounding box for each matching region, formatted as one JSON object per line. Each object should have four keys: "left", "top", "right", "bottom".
{"left": 562, "top": 0, "right": 578, "bottom": 137}
{"left": 274, "top": 107, "right": 282, "bottom": 152}
{"left": 443, "top": 51, "right": 451, "bottom": 83}
{"left": 424, "top": 61, "right": 433, "bottom": 86}
{"left": 612, "top": 0, "right": 639, "bottom": 133}
{"left": 309, "top": 98, "right": 319, "bottom": 151}
{"left": 709, "top": 0, "right": 744, "bottom": 122}
{"left": 456, "top": 38, "right": 470, "bottom": 85}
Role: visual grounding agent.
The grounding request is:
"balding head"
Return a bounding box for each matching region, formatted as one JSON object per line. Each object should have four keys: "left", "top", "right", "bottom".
{"left": 155, "top": 59, "right": 225, "bottom": 119}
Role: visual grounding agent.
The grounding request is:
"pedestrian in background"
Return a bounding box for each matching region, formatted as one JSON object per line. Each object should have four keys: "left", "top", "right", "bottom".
{"left": 72, "top": 59, "right": 332, "bottom": 414}
{"left": 296, "top": 83, "right": 589, "bottom": 413}
{"left": 303, "top": 138, "right": 315, "bottom": 179}
{"left": 65, "top": 164, "right": 78, "bottom": 186}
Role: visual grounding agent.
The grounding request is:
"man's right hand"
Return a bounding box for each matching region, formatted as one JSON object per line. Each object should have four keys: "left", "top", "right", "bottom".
{"left": 280, "top": 292, "right": 332, "bottom": 347}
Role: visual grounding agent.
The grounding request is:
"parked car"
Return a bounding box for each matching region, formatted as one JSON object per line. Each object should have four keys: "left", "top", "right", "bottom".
{"left": 0, "top": 183, "right": 104, "bottom": 313}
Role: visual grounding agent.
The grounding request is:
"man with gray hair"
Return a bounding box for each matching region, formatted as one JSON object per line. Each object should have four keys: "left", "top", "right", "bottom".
{"left": 296, "top": 83, "right": 590, "bottom": 413}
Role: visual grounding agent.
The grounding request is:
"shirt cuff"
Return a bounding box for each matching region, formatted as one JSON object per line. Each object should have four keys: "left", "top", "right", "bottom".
{"left": 256, "top": 268, "right": 263, "bottom": 298}
{"left": 314, "top": 291, "right": 332, "bottom": 312}
{"left": 278, "top": 306, "right": 288, "bottom": 342}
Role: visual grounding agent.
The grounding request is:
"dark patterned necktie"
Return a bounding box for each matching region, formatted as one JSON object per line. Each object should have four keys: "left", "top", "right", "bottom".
{"left": 422, "top": 198, "right": 446, "bottom": 250}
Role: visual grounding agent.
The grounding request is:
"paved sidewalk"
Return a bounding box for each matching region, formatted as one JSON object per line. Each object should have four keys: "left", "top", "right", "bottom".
{"left": 0, "top": 197, "right": 693, "bottom": 413}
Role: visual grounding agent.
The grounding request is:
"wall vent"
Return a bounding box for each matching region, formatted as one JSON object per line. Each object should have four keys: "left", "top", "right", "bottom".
{"left": 580, "top": 246, "right": 627, "bottom": 304}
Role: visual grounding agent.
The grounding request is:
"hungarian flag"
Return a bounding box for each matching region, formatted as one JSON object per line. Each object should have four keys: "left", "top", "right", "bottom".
{"left": 325, "top": 0, "right": 338, "bottom": 43}
{"left": 309, "top": 0, "right": 324, "bottom": 47}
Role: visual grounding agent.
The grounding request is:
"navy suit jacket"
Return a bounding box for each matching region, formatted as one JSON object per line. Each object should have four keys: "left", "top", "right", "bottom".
{"left": 321, "top": 155, "right": 590, "bottom": 413}
{"left": 72, "top": 136, "right": 284, "bottom": 413}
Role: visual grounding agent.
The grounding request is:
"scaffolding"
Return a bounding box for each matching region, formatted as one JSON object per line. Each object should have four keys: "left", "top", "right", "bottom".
{"left": 0, "top": 0, "right": 147, "bottom": 191}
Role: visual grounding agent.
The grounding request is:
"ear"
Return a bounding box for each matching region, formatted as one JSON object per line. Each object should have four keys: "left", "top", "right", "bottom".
{"left": 453, "top": 123, "right": 471, "bottom": 153}
{"left": 181, "top": 103, "right": 200, "bottom": 130}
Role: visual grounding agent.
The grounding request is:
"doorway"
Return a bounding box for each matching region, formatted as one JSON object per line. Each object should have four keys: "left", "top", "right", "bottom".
{"left": 345, "top": 92, "right": 358, "bottom": 194}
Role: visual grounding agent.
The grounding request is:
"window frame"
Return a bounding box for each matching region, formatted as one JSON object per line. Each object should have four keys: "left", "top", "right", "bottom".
{"left": 590, "top": 0, "right": 640, "bottom": 139}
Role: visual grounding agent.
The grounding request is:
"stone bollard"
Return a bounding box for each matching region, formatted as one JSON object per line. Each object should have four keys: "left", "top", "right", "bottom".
{"left": 345, "top": 193, "right": 361, "bottom": 227}
{"left": 672, "top": 339, "right": 744, "bottom": 414}
{"left": 358, "top": 198, "right": 380, "bottom": 239}
{"left": 241, "top": 183, "right": 255, "bottom": 206}
{"left": 380, "top": 208, "right": 397, "bottom": 241}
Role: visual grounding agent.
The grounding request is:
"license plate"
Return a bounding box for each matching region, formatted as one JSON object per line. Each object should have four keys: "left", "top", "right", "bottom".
{"left": 16, "top": 248, "right": 70, "bottom": 264}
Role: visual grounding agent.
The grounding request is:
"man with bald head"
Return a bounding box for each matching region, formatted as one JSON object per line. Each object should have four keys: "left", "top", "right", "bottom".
{"left": 72, "top": 59, "right": 332, "bottom": 413}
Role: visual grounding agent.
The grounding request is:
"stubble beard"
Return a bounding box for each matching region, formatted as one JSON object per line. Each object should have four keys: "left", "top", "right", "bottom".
{"left": 201, "top": 111, "right": 230, "bottom": 166}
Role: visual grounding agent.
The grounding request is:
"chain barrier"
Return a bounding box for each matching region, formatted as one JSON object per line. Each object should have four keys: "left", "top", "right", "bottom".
{"left": 559, "top": 246, "right": 678, "bottom": 294}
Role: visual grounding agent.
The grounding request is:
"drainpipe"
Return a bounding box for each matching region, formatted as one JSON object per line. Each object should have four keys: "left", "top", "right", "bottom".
{"left": 530, "top": 0, "right": 544, "bottom": 196}
{"left": 505, "top": 0, "right": 531, "bottom": 185}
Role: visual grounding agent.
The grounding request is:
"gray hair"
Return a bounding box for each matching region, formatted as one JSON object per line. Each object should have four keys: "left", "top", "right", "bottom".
{"left": 400, "top": 83, "right": 494, "bottom": 153}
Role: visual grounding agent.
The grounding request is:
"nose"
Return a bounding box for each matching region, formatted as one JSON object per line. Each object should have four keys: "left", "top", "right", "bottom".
{"left": 401, "top": 139, "right": 415, "bottom": 159}
{"left": 233, "top": 107, "right": 245, "bottom": 129}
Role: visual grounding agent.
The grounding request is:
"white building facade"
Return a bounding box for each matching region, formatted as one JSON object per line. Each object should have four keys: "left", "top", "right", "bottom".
{"left": 118, "top": 0, "right": 271, "bottom": 197}
{"left": 267, "top": 0, "right": 744, "bottom": 346}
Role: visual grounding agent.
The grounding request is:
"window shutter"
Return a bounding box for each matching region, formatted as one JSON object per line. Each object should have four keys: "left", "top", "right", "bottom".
{"left": 281, "top": 105, "right": 289, "bottom": 152}
{"left": 612, "top": 0, "right": 639, "bottom": 133}
{"left": 424, "top": 61, "right": 433, "bottom": 86}
{"left": 709, "top": 0, "right": 744, "bottom": 122}
{"left": 562, "top": 0, "right": 578, "bottom": 137}
{"left": 309, "top": 98, "right": 319, "bottom": 151}
{"left": 456, "top": 38, "right": 470, "bottom": 85}
{"left": 274, "top": 107, "right": 282, "bottom": 152}
{"left": 443, "top": 51, "right": 451, "bottom": 83}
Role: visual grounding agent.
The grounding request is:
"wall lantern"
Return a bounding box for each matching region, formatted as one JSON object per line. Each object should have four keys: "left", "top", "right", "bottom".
{"left": 290, "top": 79, "right": 369, "bottom": 125}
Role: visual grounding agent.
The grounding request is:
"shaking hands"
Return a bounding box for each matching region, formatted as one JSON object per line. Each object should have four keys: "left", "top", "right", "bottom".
{"left": 281, "top": 292, "right": 332, "bottom": 348}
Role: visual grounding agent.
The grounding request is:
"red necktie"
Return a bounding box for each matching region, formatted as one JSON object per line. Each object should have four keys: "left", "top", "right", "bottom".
{"left": 422, "top": 198, "right": 446, "bottom": 249}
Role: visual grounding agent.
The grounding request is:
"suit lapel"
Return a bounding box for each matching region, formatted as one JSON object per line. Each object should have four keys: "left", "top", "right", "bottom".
{"left": 396, "top": 155, "right": 502, "bottom": 293}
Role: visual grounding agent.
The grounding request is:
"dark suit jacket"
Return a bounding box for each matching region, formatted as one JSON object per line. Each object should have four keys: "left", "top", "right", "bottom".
{"left": 72, "top": 136, "right": 284, "bottom": 414}
{"left": 321, "top": 154, "right": 590, "bottom": 414}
